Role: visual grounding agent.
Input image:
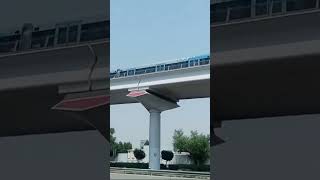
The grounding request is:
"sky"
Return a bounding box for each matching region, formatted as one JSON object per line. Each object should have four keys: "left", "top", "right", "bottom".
{"left": 110, "top": 0, "right": 210, "bottom": 150}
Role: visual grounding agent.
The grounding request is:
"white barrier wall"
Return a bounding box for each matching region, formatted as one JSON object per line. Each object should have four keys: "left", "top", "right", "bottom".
{"left": 115, "top": 153, "right": 128, "bottom": 163}
{"left": 114, "top": 147, "right": 210, "bottom": 165}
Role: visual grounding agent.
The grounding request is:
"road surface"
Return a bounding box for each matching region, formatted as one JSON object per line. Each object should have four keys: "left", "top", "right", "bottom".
{"left": 110, "top": 173, "right": 203, "bottom": 180}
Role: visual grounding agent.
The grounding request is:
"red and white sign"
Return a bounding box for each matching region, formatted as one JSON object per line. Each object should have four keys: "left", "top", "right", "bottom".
{"left": 126, "top": 90, "right": 148, "bottom": 98}
{"left": 52, "top": 95, "right": 110, "bottom": 111}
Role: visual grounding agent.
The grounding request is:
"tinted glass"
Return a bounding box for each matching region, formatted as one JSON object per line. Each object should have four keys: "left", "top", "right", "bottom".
{"left": 58, "top": 27, "right": 67, "bottom": 44}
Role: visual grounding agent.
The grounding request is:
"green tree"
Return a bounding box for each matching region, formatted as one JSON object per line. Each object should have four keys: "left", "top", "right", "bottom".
{"left": 110, "top": 128, "right": 133, "bottom": 155}
{"left": 117, "top": 141, "right": 133, "bottom": 153}
{"left": 144, "top": 140, "right": 149, "bottom": 146}
{"left": 161, "top": 150, "right": 174, "bottom": 167}
{"left": 118, "top": 142, "right": 124, "bottom": 152}
{"left": 123, "top": 142, "right": 133, "bottom": 151}
{"left": 110, "top": 128, "right": 117, "bottom": 156}
{"left": 187, "top": 131, "right": 210, "bottom": 165}
{"left": 110, "top": 128, "right": 116, "bottom": 146}
{"left": 133, "top": 148, "right": 145, "bottom": 163}
{"left": 173, "top": 129, "right": 189, "bottom": 152}
{"left": 172, "top": 129, "right": 210, "bottom": 166}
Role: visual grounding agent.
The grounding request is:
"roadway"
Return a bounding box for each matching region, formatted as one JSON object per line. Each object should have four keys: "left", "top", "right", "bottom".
{"left": 111, "top": 173, "right": 204, "bottom": 180}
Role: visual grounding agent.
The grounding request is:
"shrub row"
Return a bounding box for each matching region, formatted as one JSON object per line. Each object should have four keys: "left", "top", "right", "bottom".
{"left": 111, "top": 162, "right": 149, "bottom": 169}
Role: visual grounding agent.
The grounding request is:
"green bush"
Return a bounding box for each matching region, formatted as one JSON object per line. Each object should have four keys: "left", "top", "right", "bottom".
{"left": 161, "top": 164, "right": 209, "bottom": 171}
{"left": 176, "top": 164, "right": 210, "bottom": 171}
{"left": 110, "top": 162, "right": 148, "bottom": 169}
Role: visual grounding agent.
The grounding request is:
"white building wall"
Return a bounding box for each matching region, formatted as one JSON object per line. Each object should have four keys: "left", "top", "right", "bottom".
{"left": 115, "top": 153, "right": 127, "bottom": 163}
{"left": 114, "top": 147, "right": 210, "bottom": 165}
{"left": 163, "top": 152, "right": 210, "bottom": 165}
{"left": 170, "top": 152, "right": 192, "bottom": 165}
{"left": 126, "top": 145, "right": 149, "bottom": 163}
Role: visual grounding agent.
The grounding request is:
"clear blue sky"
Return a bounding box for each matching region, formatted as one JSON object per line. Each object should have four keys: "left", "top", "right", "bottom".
{"left": 110, "top": 0, "right": 210, "bottom": 150}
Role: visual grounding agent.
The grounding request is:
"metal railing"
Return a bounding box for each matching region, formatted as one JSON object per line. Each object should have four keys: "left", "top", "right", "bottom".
{"left": 110, "top": 167, "right": 210, "bottom": 179}
{"left": 211, "top": 0, "right": 320, "bottom": 24}
{"left": 110, "top": 55, "right": 210, "bottom": 79}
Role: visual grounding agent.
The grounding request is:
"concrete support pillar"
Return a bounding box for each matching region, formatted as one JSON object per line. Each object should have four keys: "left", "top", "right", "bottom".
{"left": 127, "top": 89, "right": 179, "bottom": 170}
{"left": 148, "top": 109, "right": 161, "bottom": 170}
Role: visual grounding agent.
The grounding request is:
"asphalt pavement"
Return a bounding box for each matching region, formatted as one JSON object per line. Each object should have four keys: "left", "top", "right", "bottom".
{"left": 110, "top": 173, "right": 201, "bottom": 180}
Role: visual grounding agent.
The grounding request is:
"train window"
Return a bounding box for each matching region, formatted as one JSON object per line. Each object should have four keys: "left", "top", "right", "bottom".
{"left": 287, "top": 0, "right": 317, "bottom": 11}
{"left": 58, "top": 27, "right": 67, "bottom": 44}
{"left": 161, "top": 65, "right": 165, "bottom": 70}
{"left": 110, "top": 73, "right": 116, "bottom": 78}
{"left": 0, "top": 34, "right": 20, "bottom": 53}
{"left": 80, "top": 21, "right": 108, "bottom": 42}
{"left": 171, "top": 63, "right": 181, "bottom": 70}
{"left": 272, "top": 0, "right": 283, "bottom": 14}
{"left": 194, "top": 60, "right": 199, "bottom": 66}
{"left": 213, "top": 0, "right": 251, "bottom": 19}
{"left": 135, "top": 68, "right": 146, "bottom": 75}
{"left": 165, "top": 64, "right": 170, "bottom": 70}
{"left": 46, "top": 36, "right": 54, "bottom": 47}
{"left": 229, "top": 6, "right": 251, "bottom": 21}
{"left": 145, "top": 66, "right": 156, "bottom": 73}
{"left": 200, "top": 58, "right": 210, "bottom": 65}
{"left": 0, "top": 41, "right": 16, "bottom": 53}
{"left": 120, "top": 71, "right": 127, "bottom": 77}
{"left": 68, "top": 25, "right": 78, "bottom": 43}
{"left": 31, "top": 32, "right": 45, "bottom": 48}
{"left": 181, "top": 61, "right": 189, "bottom": 68}
{"left": 0, "top": 34, "right": 20, "bottom": 42}
{"left": 255, "top": 0, "right": 268, "bottom": 16}
{"left": 211, "top": 7, "right": 228, "bottom": 23}
{"left": 166, "top": 64, "right": 173, "bottom": 70}
{"left": 189, "top": 60, "right": 195, "bottom": 66}
{"left": 157, "top": 65, "right": 165, "bottom": 71}
{"left": 128, "top": 69, "right": 135, "bottom": 76}
{"left": 32, "top": 29, "right": 55, "bottom": 48}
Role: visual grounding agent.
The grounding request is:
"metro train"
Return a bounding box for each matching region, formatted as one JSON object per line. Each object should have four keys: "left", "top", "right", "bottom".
{"left": 0, "top": 18, "right": 109, "bottom": 53}
{"left": 110, "top": 54, "right": 210, "bottom": 79}
{"left": 212, "top": 0, "right": 320, "bottom": 24}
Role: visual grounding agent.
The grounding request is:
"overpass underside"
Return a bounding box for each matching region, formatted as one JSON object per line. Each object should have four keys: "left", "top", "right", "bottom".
{"left": 213, "top": 54, "right": 320, "bottom": 121}
{"left": 0, "top": 86, "right": 109, "bottom": 138}
{"left": 211, "top": 9, "right": 320, "bottom": 123}
{"left": 0, "top": 39, "right": 109, "bottom": 138}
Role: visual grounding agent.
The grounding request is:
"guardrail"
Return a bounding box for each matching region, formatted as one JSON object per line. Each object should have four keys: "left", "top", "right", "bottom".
{"left": 110, "top": 167, "right": 210, "bottom": 179}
